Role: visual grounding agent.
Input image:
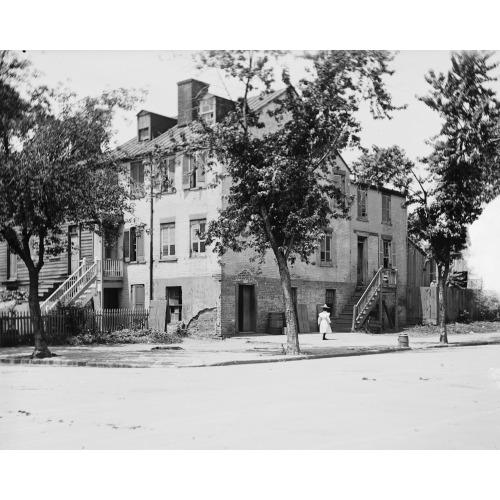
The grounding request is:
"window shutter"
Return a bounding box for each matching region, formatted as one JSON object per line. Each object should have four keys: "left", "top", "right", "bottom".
{"left": 138, "top": 163, "right": 144, "bottom": 185}
{"left": 130, "top": 227, "right": 136, "bottom": 261}
{"left": 123, "top": 230, "right": 130, "bottom": 261}
{"left": 379, "top": 238, "right": 384, "bottom": 268}
{"left": 391, "top": 241, "right": 396, "bottom": 268}
{"left": 182, "top": 155, "right": 191, "bottom": 189}
{"left": 136, "top": 228, "right": 144, "bottom": 261}
{"left": 197, "top": 153, "right": 206, "bottom": 186}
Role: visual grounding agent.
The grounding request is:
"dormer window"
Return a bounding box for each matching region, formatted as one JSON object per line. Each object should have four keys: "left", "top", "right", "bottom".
{"left": 199, "top": 96, "right": 215, "bottom": 124}
{"left": 138, "top": 113, "right": 151, "bottom": 141}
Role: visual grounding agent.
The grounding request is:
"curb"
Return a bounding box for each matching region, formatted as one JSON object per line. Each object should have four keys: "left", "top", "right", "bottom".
{"left": 1, "top": 338, "right": 499, "bottom": 369}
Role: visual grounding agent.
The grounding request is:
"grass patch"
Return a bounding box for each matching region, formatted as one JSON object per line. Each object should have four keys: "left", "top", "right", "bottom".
{"left": 66, "top": 328, "right": 184, "bottom": 346}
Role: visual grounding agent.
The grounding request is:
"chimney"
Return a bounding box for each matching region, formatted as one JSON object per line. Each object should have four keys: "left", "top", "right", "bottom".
{"left": 177, "top": 79, "right": 209, "bottom": 127}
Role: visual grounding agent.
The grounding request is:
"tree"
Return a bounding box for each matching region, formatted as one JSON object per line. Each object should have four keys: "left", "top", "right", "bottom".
{"left": 0, "top": 52, "right": 142, "bottom": 357}
{"left": 353, "top": 51, "right": 500, "bottom": 344}
{"left": 170, "top": 50, "right": 401, "bottom": 354}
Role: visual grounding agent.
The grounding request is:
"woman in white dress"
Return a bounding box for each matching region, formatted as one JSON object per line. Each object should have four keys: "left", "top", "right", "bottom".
{"left": 318, "top": 304, "right": 332, "bottom": 340}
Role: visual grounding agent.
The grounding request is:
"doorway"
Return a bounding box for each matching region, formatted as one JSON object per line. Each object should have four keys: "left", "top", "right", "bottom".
{"left": 238, "top": 285, "right": 256, "bottom": 333}
{"left": 68, "top": 225, "right": 79, "bottom": 274}
{"left": 357, "top": 237, "right": 367, "bottom": 286}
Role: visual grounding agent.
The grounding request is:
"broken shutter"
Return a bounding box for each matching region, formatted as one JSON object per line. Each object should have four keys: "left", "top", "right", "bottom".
{"left": 391, "top": 241, "right": 396, "bottom": 269}
{"left": 136, "top": 228, "right": 144, "bottom": 261}
{"left": 379, "top": 238, "right": 384, "bottom": 268}
{"left": 123, "top": 230, "right": 130, "bottom": 262}
{"left": 182, "top": 155, "right": 191, "bottom": 190}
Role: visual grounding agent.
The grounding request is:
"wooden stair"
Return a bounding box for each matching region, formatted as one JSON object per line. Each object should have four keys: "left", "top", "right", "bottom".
{"left": 331, "top": 287, "right": 366, "bottom": 332}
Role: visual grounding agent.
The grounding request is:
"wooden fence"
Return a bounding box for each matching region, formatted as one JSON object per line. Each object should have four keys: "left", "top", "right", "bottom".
{"left": 0, "top": 309, "right": 149, "bottom": 347}
{"left": 406, "top": 286, "right": 479, "bottom": 325}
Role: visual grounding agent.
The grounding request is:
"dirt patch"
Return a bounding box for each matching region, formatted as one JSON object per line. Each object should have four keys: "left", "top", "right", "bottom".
{"left": 403, "top": 321, "right": 500, "bottom": 337}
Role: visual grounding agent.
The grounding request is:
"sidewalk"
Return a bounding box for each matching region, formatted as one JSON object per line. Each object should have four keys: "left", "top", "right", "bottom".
{"left": 2, "top": 329, "right": 500, "bottom": 368}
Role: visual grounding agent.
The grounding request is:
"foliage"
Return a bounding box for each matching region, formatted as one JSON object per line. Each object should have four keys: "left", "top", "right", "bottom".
{"left": 0, "top": 289, "right": 28, "bottom": 303}
{"left": 171, "top": 50, "right": 401, "bottom": 354}
{"left": 476, "top": 291, "right": 500, "bottom": 322}
{"left": 66, "top": 328, "right": 183, "bottom": 346}
{"left": 353, "top": 51, "right": 500, "bottom": 344}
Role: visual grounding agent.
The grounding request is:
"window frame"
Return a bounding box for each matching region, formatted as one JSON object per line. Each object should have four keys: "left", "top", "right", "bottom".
{"left": 357, "top": 187, "right": 368, "bottom": 220}
{"left": 130, "top": 161, "right": 145, "bottom": 196}
{"left": 123, "top": 226, "right": 145, "bottom": 263}
{"left": 160, "top": 222, "right": 176, "bottom": 259}
{"left": 190, "top": 219, "right": 207, "bottom": 257}
{"left": 319, "top": 233, "right": 333, "bottom": 266}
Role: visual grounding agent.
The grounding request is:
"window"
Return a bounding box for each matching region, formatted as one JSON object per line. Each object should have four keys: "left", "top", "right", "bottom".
{"left": 190, "top": 219, "right": 206, "bottom": 256}
{"left": 162, "top": 156, "right": 176, "bottom": 192}
{"left": 138, "top": 114, "right": 150, "bottom": 141}
{"left": 357, "top": 187, "right": 367, "bottom": 219}
{"left": 123, "top": 227, "right": 144, "bottom": 262}
{"left": 380, "top": 238, "right": 396, "bottom": 269}
{"left": 382, "top": 193, "right": 391, "bottom": 223}
{"left": 131, "top": 284, "right": 145, "bottom": 309}
{"left": 199, "top": 96, "right": 215, "bottom": 124}
{"left": 130, "top": 161, "right": 145, "bottom": 195}
{"left": 320, "top": 233, "right": 332, "bottom": 264}
{"left": 160, "top": 223, "right": 175, "bottom": 258}
{"left": 182, "top": 153, "right": 206, "bottom": 190}
{"left": 166, "top": 286, "right": 182, "bottom": 323}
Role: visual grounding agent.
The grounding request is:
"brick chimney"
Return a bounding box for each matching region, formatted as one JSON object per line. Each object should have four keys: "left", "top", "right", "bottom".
{"left": 177, "top": 79, "right": 209, "bottom": 127}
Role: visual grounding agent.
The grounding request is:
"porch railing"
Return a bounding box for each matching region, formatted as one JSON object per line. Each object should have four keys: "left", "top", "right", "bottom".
{"left": 103, "top": 259, "right": 123, "bottom": 278}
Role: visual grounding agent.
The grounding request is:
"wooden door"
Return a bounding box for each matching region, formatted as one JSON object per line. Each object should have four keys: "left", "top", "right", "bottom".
{"left": 238, "top": 285, "right": 256, "bottom": 332}
{"left": 69, "top": 226, "right": 79, "bottom": 274}
{"left": 357, "top": 238, "right": 367, "bottom": 285}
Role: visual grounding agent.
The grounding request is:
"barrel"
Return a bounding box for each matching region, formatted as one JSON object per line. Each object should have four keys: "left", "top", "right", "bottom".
{"left": 398, "top": 333, "right": 409, "bottom": 348}
{"left": 268, "top": 312, "right": 286, "bottom": 335}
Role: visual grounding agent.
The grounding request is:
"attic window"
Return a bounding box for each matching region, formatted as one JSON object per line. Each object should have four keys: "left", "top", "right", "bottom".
{"left": 199, "top": 96, "right": 215, "bottom": 124}
{"left": 138, "top": 128, "right": 149, "bottom": 141}
{"left": 138, "top": 114, "right": 150, "bottom": 141}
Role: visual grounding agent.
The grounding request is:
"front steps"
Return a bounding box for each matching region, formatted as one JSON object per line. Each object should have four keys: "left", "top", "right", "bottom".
{"left": 331, "top": 287, "right": 366, "bottom": 332}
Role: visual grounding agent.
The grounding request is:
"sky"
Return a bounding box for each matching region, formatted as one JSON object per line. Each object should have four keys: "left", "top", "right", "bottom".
{"left": 16, "top": 49, "right": 500, "bottom": 294}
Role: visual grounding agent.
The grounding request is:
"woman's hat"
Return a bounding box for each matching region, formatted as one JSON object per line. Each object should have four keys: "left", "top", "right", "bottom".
{"left": 322, "top": 304, "right": 329, "bottom": 310}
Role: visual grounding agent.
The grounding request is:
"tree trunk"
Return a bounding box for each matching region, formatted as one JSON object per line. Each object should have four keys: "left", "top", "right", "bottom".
{"left": 437, "top": 263, "right": 449, "bottom": 345}
{"left": 28, "top": 267, "right": 52, "bottom": 358}
{"left": 275, "top": 252, "right": 300, "bottom": 355}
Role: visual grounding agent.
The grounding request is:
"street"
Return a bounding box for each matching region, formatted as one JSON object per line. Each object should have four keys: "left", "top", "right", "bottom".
{"left": 1, "top": 345, "right": 500, "bottom": 449}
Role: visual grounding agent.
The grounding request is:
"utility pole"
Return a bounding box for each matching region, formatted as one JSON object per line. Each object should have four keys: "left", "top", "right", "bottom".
{"left": 149, "top": 174, "right": 154, "bottom": 302}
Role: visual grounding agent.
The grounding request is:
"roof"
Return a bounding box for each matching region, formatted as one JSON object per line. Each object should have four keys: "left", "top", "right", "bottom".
{"left": 116, "top": 87, "right": 290, "bottom": 160}
{"left": 247, "top": 88, "right": 288, "bottom": 111}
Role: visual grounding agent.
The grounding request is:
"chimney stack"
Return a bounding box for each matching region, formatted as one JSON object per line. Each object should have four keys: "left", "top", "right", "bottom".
{"left": 177, "top": 79, "right": 209, "bottom": 127}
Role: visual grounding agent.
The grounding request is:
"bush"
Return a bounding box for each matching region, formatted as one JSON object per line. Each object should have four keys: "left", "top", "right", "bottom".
{"left": 457, "top": 309, "right": 471, "bottom": 324}
{"left": 476, "top": 291, "right": 500, "bottom": 322}
{"left": 66, "top": 327, "right": 183, "bottom": 346}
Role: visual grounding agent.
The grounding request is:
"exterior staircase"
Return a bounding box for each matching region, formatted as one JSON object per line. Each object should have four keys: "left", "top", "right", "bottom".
{"left": 332, "top": 267, "right": 398, "bottom": 333}
{"left": 41, "top": 259, "right": 99, "bottom": 314}
{"left": 331, "top": 287, "right": 367, "bottom": 332}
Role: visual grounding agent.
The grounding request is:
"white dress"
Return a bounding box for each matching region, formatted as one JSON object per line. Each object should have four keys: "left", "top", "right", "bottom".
{"left": 318, "top": 311, "right": 333, "bottom": 334}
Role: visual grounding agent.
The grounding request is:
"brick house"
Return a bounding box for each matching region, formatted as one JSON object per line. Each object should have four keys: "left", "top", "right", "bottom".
{"left": 0, "top": 78, "right": 408, "bottom": 334}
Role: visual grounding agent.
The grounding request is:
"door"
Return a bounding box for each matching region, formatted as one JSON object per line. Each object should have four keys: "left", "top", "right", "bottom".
{"left": 68, "top": 226, "right": 79, "bottom": 274}
{"left": 238, "top": 285, "right": 256, "bottom": 332}
{"left": 357, "top": 237, "right": 367, "bottom": 285}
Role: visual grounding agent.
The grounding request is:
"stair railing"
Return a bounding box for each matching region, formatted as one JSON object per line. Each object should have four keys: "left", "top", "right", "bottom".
{"left": 352, "top": 266, "right": 383, "bottom": 332}
{"left": 41, "top": 258, "right": 99, "bottom": 314}
{"left": 56, "top": 260, "right": 99, "bottom": 307}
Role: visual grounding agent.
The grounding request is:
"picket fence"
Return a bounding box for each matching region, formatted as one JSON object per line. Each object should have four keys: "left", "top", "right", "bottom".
{"left": 0, "top": 309, "right": 149, "bottom": 347}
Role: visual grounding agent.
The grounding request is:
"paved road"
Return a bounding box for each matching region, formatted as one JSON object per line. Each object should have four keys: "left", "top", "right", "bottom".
{"left": 1, "top": 345, "right": 500, "bottom": 449}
